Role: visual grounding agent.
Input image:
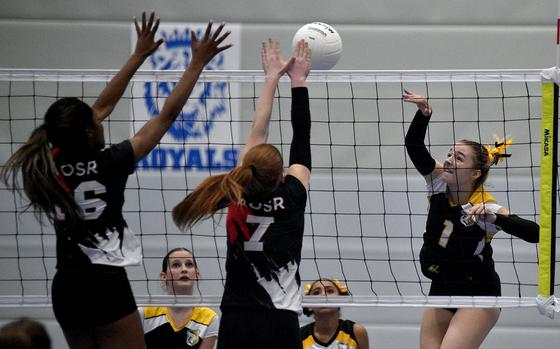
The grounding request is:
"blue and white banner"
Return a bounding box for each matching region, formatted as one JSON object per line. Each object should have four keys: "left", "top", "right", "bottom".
{"left": 131, "top": 23, "right": 241, "bottom": 172}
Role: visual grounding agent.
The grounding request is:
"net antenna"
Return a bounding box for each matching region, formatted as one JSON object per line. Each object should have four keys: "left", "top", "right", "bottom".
{"left": 534, "top": 14, "right": 560, "bottom": 318}
{"left": 0, "top": 68, "right": 552, "bottom": 312}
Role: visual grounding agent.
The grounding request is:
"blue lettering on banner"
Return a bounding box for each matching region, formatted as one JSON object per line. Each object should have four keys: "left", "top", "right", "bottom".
{"left": 137, "top": 146, "right": 238, "bottom": 171}
{"left": 137, "top": 25, "right": 238, "bottom": 171}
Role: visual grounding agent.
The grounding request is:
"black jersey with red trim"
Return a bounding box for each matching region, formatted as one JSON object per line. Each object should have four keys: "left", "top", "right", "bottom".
{"left": 300, "top": 319, "right": 358, "bottom": 349}
{"left": 222, "top": 174, "right": 307, "bottom": 313}
{"left": 420, "top": 173, "right": 502, "bottom": 280}
{"left": 52, "top": 140, "right": 141, "bottom": 268}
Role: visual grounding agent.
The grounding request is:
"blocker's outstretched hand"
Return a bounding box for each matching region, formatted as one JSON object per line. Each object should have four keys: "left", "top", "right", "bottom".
{"left": 133, "top": 11, "right": 165, "bottom": 59}
{"left": 261, "top": 38, "right": 294, "bottom": 80}
{"left": 190, "top": 22, "right": 233, "bottom": 68}
{"left": 287, "top": 39, "right": 311, "bottom": 86}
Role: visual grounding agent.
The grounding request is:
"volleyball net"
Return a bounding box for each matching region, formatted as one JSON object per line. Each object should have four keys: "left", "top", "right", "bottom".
{"left": 0, "top": 69, "right": 557, "bottom": 312}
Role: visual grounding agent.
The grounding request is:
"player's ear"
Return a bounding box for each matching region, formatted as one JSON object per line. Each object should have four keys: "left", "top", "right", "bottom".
{"left": 159, "top": 272, "right": 168, "bottom": 292}
{"left": 471, "top": 169, "right": 481, "bottom": 182}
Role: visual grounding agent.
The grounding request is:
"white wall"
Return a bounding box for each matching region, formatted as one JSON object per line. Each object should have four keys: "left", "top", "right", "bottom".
{"left": 0, "top": 0, "right": 558, "bottom": 70}
{"left": 1, "top": 1, "right": 559, "bottom": 348}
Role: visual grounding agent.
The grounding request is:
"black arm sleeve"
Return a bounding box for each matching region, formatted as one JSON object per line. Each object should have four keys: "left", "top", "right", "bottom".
{"left": 494, "top": 214, "right": 540, "bottom": 243}
{"left": 289, "top": 87, "right": 311, "bottom": 170}
{"left": 405, "top": 109, "right": 436, "bottom": 176}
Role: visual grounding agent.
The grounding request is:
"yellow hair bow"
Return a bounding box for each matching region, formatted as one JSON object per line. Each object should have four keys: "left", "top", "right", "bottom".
{"left": 484, "top": 134, "right": 512, "bottom": 166}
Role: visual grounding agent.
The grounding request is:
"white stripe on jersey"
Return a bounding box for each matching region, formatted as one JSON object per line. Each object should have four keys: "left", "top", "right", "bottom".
{"left": 78, "top": 226, "right": 142, "bottom": 266}
{"left": 251, "top": 260, "right": 302, "bottom": 314}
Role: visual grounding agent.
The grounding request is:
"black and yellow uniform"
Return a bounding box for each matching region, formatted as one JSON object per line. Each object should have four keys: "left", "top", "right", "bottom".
{"left": 217, "top": 87, "right": 311, "bottom": 349}
{"left": 405, "top": 109, "right": 539, "bottom": 297}
{"left": 51, "top": 140, "right": 141, "bottom": 329}
{"left": 300, "top": 320, "right": 359, "bottom": 349}
{"left": 140, "top": 307, "right": 219, "bottom": 349}
{"left": 421, "top": 174, "right": 502, "bottom": 296}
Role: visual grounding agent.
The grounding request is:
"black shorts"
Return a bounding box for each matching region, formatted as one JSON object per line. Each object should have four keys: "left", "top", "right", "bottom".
{"left": 429, "top": 269, "right": 501, "bottom": 297}
{"left": 52, "top": 264, "right": 137, "bottom": 330}
{"left": 217, "top": 307, "right": 302, "bottom": 349}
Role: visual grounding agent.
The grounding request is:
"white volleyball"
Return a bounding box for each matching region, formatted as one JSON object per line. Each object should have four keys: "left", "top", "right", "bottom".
{"left": 292, "top": 22, "right": 342, "bottom": 70}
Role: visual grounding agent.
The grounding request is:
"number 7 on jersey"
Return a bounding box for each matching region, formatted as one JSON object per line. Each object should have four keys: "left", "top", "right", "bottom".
{"left": 244, "top": 215, "right": 274, "bottom": 252}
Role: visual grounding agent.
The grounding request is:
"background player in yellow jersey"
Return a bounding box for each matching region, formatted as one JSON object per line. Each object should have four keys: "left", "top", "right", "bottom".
{"left": 300, "top": 279, "right": 369, "bottom": 349}
{"left": 404, "top": 89, "right": 539, "bottom": 349}
{"left": 139, "top": 248, "right": 219, "bottom": 349}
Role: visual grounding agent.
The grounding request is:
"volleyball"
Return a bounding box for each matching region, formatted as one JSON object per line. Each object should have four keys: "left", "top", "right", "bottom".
{"left": 292, "top": 22, "right": 342, "bottom": 70}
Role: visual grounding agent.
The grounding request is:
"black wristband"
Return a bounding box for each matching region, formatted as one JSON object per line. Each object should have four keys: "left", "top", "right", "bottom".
{"left": 405, "top": 109, "right": 435, "bottom": 176}
{"left": 289, "top": 87, "right": 311, "bottom": 170}
{"left": 494, "top": 214, "right": 539, "bottom": 243}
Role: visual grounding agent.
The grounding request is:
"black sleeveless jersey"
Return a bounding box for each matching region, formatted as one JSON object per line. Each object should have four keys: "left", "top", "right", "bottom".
{"left": 222, "top": 175, "right": 307, "bottom": 313}
{"left": 52, "top": 140, "right": 141, "bottom": 268}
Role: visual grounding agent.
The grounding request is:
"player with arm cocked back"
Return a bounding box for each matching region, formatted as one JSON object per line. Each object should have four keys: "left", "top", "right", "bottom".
{"left": 172, "top": 38, "right": 312, "bottom": 349}
{"left": 403, "top": 89, "right": 539, "bottom": 349}
{"left": 1, "top": 13, "right": 231, "bottom": 349}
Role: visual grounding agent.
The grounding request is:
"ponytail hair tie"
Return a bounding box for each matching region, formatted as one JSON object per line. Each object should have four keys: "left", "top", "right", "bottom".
{"left": 248, "top": 164, "right": 258, "bottom": 176}
{"left": 484, "top": 134, "right": 512, "bottom": 166}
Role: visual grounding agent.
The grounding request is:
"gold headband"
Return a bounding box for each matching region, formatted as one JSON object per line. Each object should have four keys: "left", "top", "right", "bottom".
{"left": 305, "top": 278, "right": 349, "bottom": 295}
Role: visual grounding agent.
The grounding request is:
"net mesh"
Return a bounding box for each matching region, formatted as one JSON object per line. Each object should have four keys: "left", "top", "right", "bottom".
{"left": 0, "top": 69, "right": 555, "bottom": 308}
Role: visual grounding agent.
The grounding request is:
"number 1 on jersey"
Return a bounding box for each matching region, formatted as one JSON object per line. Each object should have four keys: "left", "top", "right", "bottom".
{"left": 244, "top": 215, "right": 274, "bottom": 252}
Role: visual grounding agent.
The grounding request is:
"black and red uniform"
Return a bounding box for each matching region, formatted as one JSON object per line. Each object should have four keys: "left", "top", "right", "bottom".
{"left": 50, "top": 140, "right": 141, "bottom": 329}
{"left": 217, "top": 87, "right": 311, "bottom": 349}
